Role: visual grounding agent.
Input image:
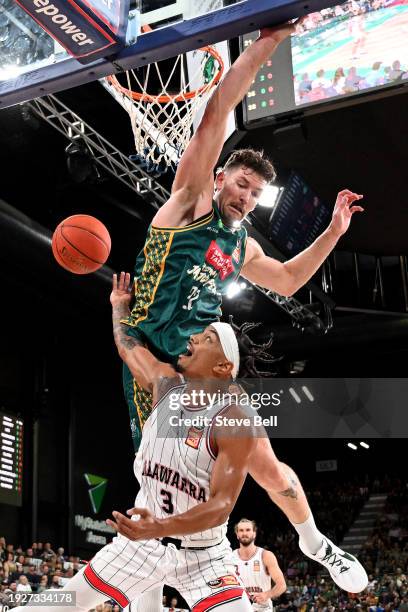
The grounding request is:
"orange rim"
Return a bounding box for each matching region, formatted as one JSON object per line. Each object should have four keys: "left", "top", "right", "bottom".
{"left": 106, "top": 45, "right": 224, "bottom": 103}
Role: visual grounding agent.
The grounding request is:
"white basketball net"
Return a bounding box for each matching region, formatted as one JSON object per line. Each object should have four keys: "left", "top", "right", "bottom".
{"left": 101, "top": 47, "right": 224, "bottom": 173}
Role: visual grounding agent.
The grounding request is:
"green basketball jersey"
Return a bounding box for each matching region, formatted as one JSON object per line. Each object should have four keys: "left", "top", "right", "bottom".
{"left": 121, "top": 202, "right": 247, "bottom": 450}
{"left": 122, "top": 202, "right": 247, "bottom": 360}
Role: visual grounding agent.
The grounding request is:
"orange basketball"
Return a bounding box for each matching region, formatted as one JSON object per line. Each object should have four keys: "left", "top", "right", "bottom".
{"left": 52, "top": 214, "right": 111, "bottom": 274}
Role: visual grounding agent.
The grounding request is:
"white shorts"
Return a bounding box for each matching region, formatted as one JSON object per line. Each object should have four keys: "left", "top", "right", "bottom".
{"left": 84, "top": 534, "right": 250, "bottom": 610}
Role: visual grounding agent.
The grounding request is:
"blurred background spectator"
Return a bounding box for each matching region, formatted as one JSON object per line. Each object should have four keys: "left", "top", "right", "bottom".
{"left": 1, "top": 476, "right": 406, "bottom": 610}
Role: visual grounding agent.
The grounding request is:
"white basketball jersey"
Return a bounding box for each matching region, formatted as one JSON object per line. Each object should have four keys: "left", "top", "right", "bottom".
{"left": 231, "top": 547, "right": 273, "bottom": 610}
{"left": 134, "top": 376, "right": 232, "bottom": 547}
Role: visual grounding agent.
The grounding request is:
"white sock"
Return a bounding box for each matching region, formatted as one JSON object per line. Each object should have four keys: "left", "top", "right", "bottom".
{"left": 291, "top": 513, "right": 324, "bottom": 555}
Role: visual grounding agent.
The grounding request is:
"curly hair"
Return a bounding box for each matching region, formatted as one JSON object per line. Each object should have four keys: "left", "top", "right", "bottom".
{"left": 223, "top": 148, "right": 276, "bottom": 184}
{"left": 229, "top": 318, "right": 281, "bottom": 378}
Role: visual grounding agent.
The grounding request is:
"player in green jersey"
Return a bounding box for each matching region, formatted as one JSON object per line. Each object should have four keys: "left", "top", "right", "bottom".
{"left": 118, "top": 20, "right": 366, "bottom": 610}
{"left": 121, "top": 21, "right": 364, "bottom": 450}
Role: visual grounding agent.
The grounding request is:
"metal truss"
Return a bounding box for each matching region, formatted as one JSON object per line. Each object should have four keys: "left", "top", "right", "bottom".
{"left": 251, "top": 282, "right": 330, "bottom": 333}
{"left": 27, "top": 95, "right": 171, "bottom": 208}
{"left": 28, "top": 95, "right": 330, "bottom": 331}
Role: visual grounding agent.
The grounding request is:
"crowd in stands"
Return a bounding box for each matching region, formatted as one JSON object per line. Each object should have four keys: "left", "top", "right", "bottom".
{"left": 296, "top": 0, "right": 388, "bottom": 32}
{"left": 273, "top": 478, "right": 408, "bottom": 610}
{"left": 294, "top": 60, "right": 408, "bottom": 106}
{"left": 292, "top": 0, "right": 408, "bottom": 106}
{"left": 1, "top": 478, "right": 406, "bottom": 610}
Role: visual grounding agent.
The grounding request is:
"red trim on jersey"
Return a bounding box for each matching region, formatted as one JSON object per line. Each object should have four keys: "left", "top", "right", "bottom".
{"left": 192, "top": 587, "right": 245, "bottom": 612}
{"left": 206, "top": 401, "right": 233, "bottom": 459}
{"left": 84, "top": 564, "right": 129, "bottom": 608}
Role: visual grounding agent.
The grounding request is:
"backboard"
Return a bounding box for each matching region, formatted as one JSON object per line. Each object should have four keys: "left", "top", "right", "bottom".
{"left": 0, "top": 0, "right": 346, "bottom": 108}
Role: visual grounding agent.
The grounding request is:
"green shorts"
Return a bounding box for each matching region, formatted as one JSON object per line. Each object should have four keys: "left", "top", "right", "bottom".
{"left": 122, "top": 327, "right": 176, "bottom": 452}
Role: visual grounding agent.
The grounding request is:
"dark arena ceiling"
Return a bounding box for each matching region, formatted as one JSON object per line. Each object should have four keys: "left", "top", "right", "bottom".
{"left": 0, "top": 5, "right": 408, "bottom": 374}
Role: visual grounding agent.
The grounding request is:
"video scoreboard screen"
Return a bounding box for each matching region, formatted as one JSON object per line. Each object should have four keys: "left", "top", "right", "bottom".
{"left": 0, "top": 412, "right": 23, "bottom": 507}
{"left": 269, "top": 172, "right": 331, "bottom": 256}
{"left": 242, "top": 0, "right": 408, "bottom": 125}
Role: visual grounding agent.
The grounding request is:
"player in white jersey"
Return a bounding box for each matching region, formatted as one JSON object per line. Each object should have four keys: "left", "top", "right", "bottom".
{"left": 109, "top": 273, "right": 368, "bottom": 597}
{"left": 13, "top": 274, "right": 260, "bottom": 612}
{"left": 13, "top": 273, "right": 368, "bottom": 612}
{"left": 231, "top": 519, "right": 286, "bottom": 611}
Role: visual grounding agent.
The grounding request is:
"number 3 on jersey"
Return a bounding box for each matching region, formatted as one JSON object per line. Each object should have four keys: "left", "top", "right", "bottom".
{"left": 160, "top": 489, "right": 174, "bottom": 514}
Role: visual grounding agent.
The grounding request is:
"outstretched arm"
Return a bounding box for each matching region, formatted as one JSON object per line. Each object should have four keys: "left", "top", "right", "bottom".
{"left": 153, "top": 23, "right": 298, "bottom": 227}
{"left": 241, "top": 189, "right": 364, "bottom": 296}
{"left": 107, "top": 406, "right": 257, "bottom": 539}
{"left": 111, "top": 272, "right": 175, "bottom": 393}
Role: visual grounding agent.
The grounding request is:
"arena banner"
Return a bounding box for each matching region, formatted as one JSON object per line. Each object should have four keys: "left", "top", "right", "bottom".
{"left": 13, "top": 0, "right": 130, "bottom": 63}
{"left": 73, "top": 471, "right": 115, "bottom": 554}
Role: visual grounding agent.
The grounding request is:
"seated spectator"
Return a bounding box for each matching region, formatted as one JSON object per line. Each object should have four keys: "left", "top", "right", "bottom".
{"left": 56, "top": 547, "right": 66, "bottom": 565}
{"left": 3, "top": 551, "right": 16, "bottom": 580}
{"left": 49, "top": 574, "right": 62, "bottom": 589}
{"left": 345, "top": 66, "right": 362, "bottom": 91}
{"left": 37, "top": 574, "right": 49, "bottom": 593}
{"left": 26, "top": 565, "right": 40, "bottom": 590}
{"left": 389, "top": 60, "right": 404, "bottom": 81}
{"left": 363, "top": 61, "right": 385, "bottom": 88}
{"left": 31, "top": 543, "right": 41, "bottom": 559}
{"left": 9, "top": 562, "right": 24, "bottom": 584}
{"left": 298, "top": 73, "right": 312, "bottom": 96}
{"left": 39, "top": 563, "right": 51, "bottom": 586}
{"left": 311, "top": 69, "right": 331, "bottom": 90}
{"left": 332, "top": 67, "right": 346, "bottom": 94}
{"left": 41, "top": 542, "right": 56, "bottom": 563}
{"left": 16, "top": 575, "right": 32, "bottom": 593}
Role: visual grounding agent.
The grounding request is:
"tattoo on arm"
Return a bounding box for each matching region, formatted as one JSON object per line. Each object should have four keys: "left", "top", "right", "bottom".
{"left": 112, "top": 303, "right": 143, "bottom": 351}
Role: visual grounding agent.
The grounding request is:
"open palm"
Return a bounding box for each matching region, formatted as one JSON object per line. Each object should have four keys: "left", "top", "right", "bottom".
{"left": 110, "top": 271, "right": 133, "bottom": 307}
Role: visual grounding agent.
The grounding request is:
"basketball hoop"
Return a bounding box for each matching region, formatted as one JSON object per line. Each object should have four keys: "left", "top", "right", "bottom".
{"left": 101, "top": 45, "right": 224, "bottom": 174}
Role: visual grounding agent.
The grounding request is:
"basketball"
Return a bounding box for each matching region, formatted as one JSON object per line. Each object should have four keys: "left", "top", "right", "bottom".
{"left": 52, "top": 214, "right": 111, "bottom": 275}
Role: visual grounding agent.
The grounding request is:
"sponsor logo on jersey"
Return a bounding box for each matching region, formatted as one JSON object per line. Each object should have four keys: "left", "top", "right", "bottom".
{"left": 208, "top": 575, "right": 240, "bottom": 589}
{"left": 205, "top": 241, "right": 235, "bottom": 280}
{"left": 185, "top": 425, "right": 204, "bottom": 450}
{"left": 187, "top": 263, "right": 218, "bottom": 294}
{"left": 253, "top": 560, "right": 261, "bottom": 572}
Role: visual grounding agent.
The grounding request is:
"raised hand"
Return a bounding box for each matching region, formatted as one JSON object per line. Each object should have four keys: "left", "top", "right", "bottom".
{"left": 110, "top": 271, "right": 134, "bottom": 308}
{"left": 260, "top": 17, "right": 307, "bottom": 44}
{"left": 329, "top": 189, "right": 364, "bottom": 238}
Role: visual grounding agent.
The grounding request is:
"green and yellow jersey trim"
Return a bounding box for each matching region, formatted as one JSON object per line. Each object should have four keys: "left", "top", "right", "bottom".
{"left": 150, "top": 209, "right": 214, "bottom": 233}
{"left": 121, "top": 229, "right": 174, "bottom": 327}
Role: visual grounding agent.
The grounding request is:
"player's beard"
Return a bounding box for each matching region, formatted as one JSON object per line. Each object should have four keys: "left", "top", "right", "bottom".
{"left": 239, "top": 537, "right": 255, "bottom": 547}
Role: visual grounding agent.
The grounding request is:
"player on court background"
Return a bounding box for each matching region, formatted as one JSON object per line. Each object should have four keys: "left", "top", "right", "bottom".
{"left": 121, "top": 18, "right": 363, "bottom": 454}
{"left": 118, "top": 17, "right": 366, "bottom": 611}
{"left": 231, "top": 519, "right": 287, "bottom": 611}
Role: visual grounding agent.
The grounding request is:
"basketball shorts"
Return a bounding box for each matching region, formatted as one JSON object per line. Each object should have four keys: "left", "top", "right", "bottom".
{"left": 85, "top": 534, "right": 251, "bottom": 611}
